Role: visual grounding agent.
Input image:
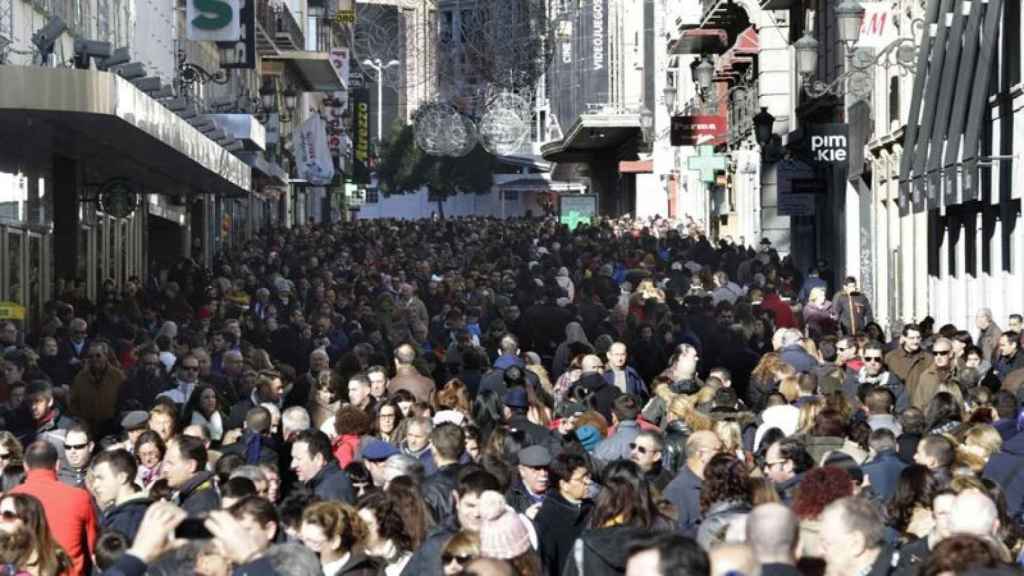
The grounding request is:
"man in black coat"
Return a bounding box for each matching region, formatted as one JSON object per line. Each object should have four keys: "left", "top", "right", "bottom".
{"left": 421, "top": 423, "right": 464, "bottom": 525}
{"left": 502, "top": 387, "right": 557, "bottom": 451}
{"left": 289, "top": 429, "right": 354, "bottom": 504}
{"left": 860, "top": 429, "right": 907, "bottom": 503}
{"left": 164, "top": 435, "right": 220, "bottom": 515}
{"left": 91, "top": 449, "right": 152, "bottom": 543}
{"left": 534, "top": 452, "right": 593, "bottom": 576}
{"left": 220, "top": 406, "right": 281, "bottom": 466}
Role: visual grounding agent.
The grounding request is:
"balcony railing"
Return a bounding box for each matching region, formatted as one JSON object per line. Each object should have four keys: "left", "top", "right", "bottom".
{"left": 255, "top": 0, "right": 305, "bottom": 53}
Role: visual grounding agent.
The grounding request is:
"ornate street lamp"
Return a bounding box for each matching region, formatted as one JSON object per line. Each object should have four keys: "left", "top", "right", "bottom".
{"left": 663, "top": 84, "right": 677, "bottom": 115}
{"left": 695, "top": 56, "right": 715, "bottom": 95}
{"left": 753, "top": 107, "right": 775, "bottom": 148}
{"left": 283, "top": 85, "right": 298, "bottom": 113}
{"left": 836, "top": 0, "right": 865, "bottom": 48}
{"left": 259, "top": 79, "right": 278, "bottom": 113}
{"left": 795, "top": 31, "right": 819, "bottom": 78}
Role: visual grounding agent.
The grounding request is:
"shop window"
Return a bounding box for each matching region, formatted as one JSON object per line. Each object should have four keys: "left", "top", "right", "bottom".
{"left": 888, "top": 77, "right": 900, "bottom": 126}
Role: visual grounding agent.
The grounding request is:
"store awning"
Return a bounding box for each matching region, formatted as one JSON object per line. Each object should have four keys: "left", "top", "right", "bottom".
{"left": 671, "top": 28, "right": 731, "bottom": 55}
{"left": 0, "top": 66, "right": 250, "bottom": 196}
{"left": 265, "top": 51, "right": 347, "bottom": 92}
{"left": 540, "top": 113, "right": 644, "bottom": 162}
{"left": 700, "top": 0, "right": 752, "bottom": 33}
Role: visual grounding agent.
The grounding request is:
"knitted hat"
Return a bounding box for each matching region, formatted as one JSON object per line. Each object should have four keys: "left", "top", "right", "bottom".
{"left": 575, "top": 425, "right": 601, "bottom": 452}
{"left": 478, "top": 491, "right": 531, "bottom": 559}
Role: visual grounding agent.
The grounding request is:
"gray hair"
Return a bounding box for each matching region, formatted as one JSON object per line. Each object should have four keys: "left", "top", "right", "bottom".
{"left": 259, "top": 543, "right": 323, "bottom": 576}
{"left": 230, "top": 465, "right": 269, "bottom": 485}
{"left": 383, "top": 454, "right": 424, "bottom": 485}
{"left": 281, "top": 406, "right": 311, "bottom": 436}
{"left": 824, "top": 496, "right": 886, "bottom": 549}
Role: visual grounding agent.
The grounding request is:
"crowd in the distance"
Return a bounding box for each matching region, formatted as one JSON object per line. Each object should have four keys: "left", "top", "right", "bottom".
{"left": 0, "top": 215, "right": 1023, "bottom": 576}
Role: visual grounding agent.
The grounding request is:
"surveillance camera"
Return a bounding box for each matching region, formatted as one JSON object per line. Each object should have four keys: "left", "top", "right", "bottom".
{"left": 74, "top": 39, "right": 112, "bottom": 59}
{"left": 132, "top": 77, "right": 162, "bottom": 93}
{"left": 31, "top": 16, "right": 67, "bottom": 62}
{"left": 114, "top": 62, "right": 146, "bottom": 80}
{"left": 97, "top": 46, "right": 130, "bottom": 71}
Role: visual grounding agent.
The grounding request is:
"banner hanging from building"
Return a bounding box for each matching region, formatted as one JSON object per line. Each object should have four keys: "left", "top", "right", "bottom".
{"left": 187, "top": 0, "right": 241, "bottom": 41}
{"left": 292, "top": 114, "right": 336, "bottom": 186}
{"left": 326, "top": 48, "right": 350, "bottom": 157}
{"left": 856, "top": 2, "right": 898, "bottom": 49}
{"left": 352, "top": 88, "right": 371, "bottom": 184}
{"left": 670, "top": 116, "right": 727, "bottom": 146}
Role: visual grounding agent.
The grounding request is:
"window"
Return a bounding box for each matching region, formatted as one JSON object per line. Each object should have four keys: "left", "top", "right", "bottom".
{"left": 888, "top": 77, "right": 900, "bottom": 126}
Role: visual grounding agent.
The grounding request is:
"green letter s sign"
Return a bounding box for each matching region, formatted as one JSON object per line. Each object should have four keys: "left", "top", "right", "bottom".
{"left": 192, "top": 0, "right": 233, "bottom": 30}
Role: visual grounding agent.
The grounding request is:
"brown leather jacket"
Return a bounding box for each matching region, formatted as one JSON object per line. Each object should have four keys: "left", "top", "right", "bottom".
{"left": 388, "top": 365, "right": 434, "bottom": 403}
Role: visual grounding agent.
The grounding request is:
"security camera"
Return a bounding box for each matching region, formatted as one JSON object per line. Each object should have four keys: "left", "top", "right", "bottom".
{"left": 31, "top": 17, "right": 67, "bottom": 64}
{"left": 96, "top": 46, "right": 130, "bottom": 71}
{"left": 114, "top": 62, "right": 146, "bottom": 80}
{"left": 132, "top": 76, "right": 162, "bottom": 92}
{"left": 73, "top": 38, "right": 112, "bottom": 69}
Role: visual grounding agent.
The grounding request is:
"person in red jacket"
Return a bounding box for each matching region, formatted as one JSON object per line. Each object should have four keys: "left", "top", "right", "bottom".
{"left": 758, "top": 284, "right": 798, "bottom": 329}
{"left": 12, "top": 439, "right": 98, "bottom": 576}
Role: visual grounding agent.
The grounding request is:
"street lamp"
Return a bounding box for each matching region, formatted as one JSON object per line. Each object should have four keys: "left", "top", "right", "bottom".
{"left": 259, "top": 78, "right": 277, "bottom": 113}
{"left": 795, "top": 31, "right": 819, "bottom": 78}
{"left": 753, "top": 107, "right": 775, "bottom": 148}
{"left": 836, "top": 0, "right": 865, "bottom": 48}
{"left": 362, "top": 58, "right": 401, "bottom": 142}
{"left": 283, "top": 85, "right": 298, "bottom": 114}
{"left": 662, "top": 84, "right": 677, "bottom": 115}
{"left": 695, "top": 56, "right": 715, "bottom": 96}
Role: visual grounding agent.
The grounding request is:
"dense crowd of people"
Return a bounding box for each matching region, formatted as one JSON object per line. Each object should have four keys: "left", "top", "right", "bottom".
{"left": 0, "top": 215, "right": 1022, "bottom": 575}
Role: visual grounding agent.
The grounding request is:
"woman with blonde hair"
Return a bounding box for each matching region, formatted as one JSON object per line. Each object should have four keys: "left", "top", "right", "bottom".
{"left": 796, "top": 398, "right": 825, "bottom": 435}
{"left": 777, "top": 375, "right": 801, "bottom": 404}
{"left": 433, "top": 379, "right": 471, "bottom": 417}
{"left": 441, "top": 530, "right": 480, "bottom": 576}
{"left": 958, "top": 424, "right": 1003, "bottom": 474}
{"left": 749, "top": 352, "right": 792, "bottom": 410}
{"left": 714, "top": 420, "right": 744, "bottom": 461}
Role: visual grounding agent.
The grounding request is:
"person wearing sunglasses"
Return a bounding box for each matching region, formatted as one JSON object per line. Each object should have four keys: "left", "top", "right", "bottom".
{"left": 628, "top": 431, "right": 671, "bottom": 491}
{"left": 68, "top": 341, "right": 125, "bottom": 440}
{"left": 440, "top": 530, "right": 480, "bottom": 576}
{"left": 58, "top": 423, "right": 94, "bottom": 489}
{"left": 910, "top": 337, "right": 964, "bottom": 411}
{"left": 844, "top": 340, "right": 909, "bottom": 416}
{"left": 157, "top": 354, "right": 201, "bottom": 406}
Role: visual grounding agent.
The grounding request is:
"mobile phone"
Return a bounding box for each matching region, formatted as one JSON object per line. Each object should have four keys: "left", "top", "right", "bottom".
{"left": 174, "top": 516, "right": 212, "bottom": 539}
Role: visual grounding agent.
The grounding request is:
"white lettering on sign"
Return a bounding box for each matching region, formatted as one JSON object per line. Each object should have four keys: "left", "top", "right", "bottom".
{"left": 592, "top": 0, "right": 604, "bottom": 71}
{"left": 811, "top": 134, "right": 848, "bottom": 163}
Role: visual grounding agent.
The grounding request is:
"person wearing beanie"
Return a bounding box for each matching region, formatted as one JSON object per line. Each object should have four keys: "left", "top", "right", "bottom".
{"left": 478, "top": 491, "right": 542, "bottom": 575}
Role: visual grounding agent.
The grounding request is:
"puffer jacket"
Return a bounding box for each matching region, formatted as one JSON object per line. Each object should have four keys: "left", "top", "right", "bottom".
{"left": 697, "top": 500, "right": 751, "bottom": 551}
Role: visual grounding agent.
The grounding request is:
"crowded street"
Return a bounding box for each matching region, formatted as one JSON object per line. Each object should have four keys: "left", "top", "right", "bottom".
{"left": 0, "top": 216, "right": 1021, "bottom": 576}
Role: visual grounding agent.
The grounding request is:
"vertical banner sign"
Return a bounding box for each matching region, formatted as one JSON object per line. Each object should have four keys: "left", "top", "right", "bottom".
{"left": 326, "top": 48, "right": 350, "bottom": 157}
{"left": 292, "top": 115, "right": 336, "bottom": 186}
{"left": 352, "top": 88, "right": 371, "bottom": 184}
{"left": 187, "top": 0, "right": 240, "bottom": 41}
{"left": 218, "top": 0, "right": 255, "bottom": 69}
{"left": 580, "top": 0, "right": 609, "bottom": 109}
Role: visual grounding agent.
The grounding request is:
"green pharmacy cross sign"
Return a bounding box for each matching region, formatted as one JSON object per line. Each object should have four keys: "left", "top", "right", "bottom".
{"left": 687, "top": 145, "right": 727, "bottom": 182}
{"left": 561, "top": 211, "right": 590, "bottom": 230}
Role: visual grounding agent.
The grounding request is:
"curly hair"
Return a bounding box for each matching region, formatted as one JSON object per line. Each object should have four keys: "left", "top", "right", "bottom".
{"left": 333, "top": 405, "right": 372, "bottom": 437}
{"left": 301, "top": 501, "right": 368, "bottom": 554}
{"left": 699, "top": 454, "right": 751, "bottom": 513}
{"left": 886, "top": 464, "right": 939, "bottom": 532}
{"left": 433, "top": 378, "right": 471, "bottom": 415}
{"left": 791, "top": 466, "right": 854, "bottom": 520}
{"left": 357, "top": 491, "right": 415, "bottom": 553}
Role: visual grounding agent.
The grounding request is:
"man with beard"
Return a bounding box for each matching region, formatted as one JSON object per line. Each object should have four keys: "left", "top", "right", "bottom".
{"left": 885, "top": 324, "right": 931, "bottom": 401}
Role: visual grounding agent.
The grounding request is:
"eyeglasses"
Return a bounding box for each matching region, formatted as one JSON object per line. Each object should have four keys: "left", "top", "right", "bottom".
{"left": 932, "top": 350, "right": 951, "bottom": 356}
{"left": 443, "top": 554, "right": 474, "bottom": 565}
{"left": 863, "top": 356, "right": 883, "bottom": 362}
{"left": 629, "top": 442, "right": 658, "bottom": 455}
{"left": 65, "top": 443, "right": 89, "bottom": 451}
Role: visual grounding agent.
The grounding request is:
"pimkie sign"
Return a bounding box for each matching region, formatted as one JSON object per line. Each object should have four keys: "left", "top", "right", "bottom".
{"left": 807, "top": 124, "right": 849, "bottom": 166}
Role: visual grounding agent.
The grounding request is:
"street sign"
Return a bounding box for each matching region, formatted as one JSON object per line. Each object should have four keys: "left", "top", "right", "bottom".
{"left": 687, "top": 145, "right": 727, "bottom": 182}
{"left": 187, "top": 0, "right": 240, "bottom": 42}
{"left": 807, "top": 124, "right": 850, "bottom": 166}
{"left": 670, "top": 115, "right": 727, "bottom": 146}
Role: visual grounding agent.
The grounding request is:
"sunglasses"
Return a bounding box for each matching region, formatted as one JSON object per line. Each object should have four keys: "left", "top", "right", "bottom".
{"left": 65, "top": 443, "right": 89, "bottom": 451}
{"left": 629, "top": 442, "right": 657, "bottom": 455}
{"left": 863, "top": 356, "right": 883, "bottom": 362}
{"left": 932, "top": 350, "right": 951, "bottom": 356}
{"left": 442, "top": 554, "right": 474, "bottom": 565}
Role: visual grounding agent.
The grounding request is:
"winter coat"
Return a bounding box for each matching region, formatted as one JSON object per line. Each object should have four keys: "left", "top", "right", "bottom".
{"left": 569, "top": 373, "right": 622, "bottom": 423}
{"left": 833, "top": 290, "right": 874, "bottom": 335}
{"left": 506, "top": 480, "right": 546, "bottom": 515}
{"left": 663, "top": 465, "right": 702, "bottom": 536}
{"left": 592, "top": 421, "right": 641, "bottom": 464}
{"left": 101, "top": 496, "right": 152, "bottom": 542}
{"left": 421, "top": 463, "right": 459, "bottom": 525}
{"left": 104, "top": 554, "right": 282, "bottom": 576}
{"left": 387, "top": 366, "right": 434, "bottom": 403}
{"left": 307, "top": 461, "right": 356, "bottom": 504}
{"left": 843, "top": 369, "right": 909, "bottom": 413}
{"left": 69, "top": 365, "right": 125, "bottom": 435}
{"left": 175, "top": 470, "right": 221, "bottom": 515}
{"left": 911, "top": 365, "right": 962, "bottom": 410}
{"left": 561, "top": 526, "right": 654, "bottom": 576}
{"left": 601, "top": 367, "right": 649, "bottom": 400}
{"left": 779, "top": 344, "right": 818, "bottom": 374}
{"left": 861, "top": 450, "right": 908, "bottom": 503}
{"left": 983, "top": 431, "right": 1024, "bottom": 518}
{"left": 884, "top": 348, "right": 931, "bottom": 400}
{"left": 220, "top": 432, "right": 281, "bottom": 466}
{"left": 331, "top": 552, "right": 383, "bottom": 576}
{"left": 399, "top": 520, "right": 458, "bottom": 576}
{"left": 535, "top": 493, "right": 592, "bottom": 576}
{"left": 979, "top": 323, "right": 1003, "bottom": 363}
{"left": 11, "top": 469, "right": 98, "bottom": 576}
{"left": 802, "top": 301, "right": 838, "bottom": 337}
{"left": 697, "top": 500, "right": 750, "bottom": 550}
